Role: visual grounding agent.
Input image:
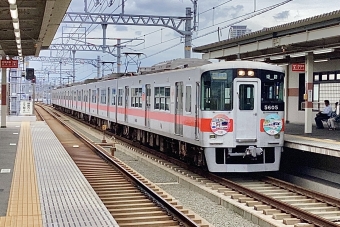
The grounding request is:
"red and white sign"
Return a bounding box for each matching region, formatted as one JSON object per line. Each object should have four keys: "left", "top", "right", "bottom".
{"left": 0, "top": 60, "right": 18, "bottom": 68}
{"left": 292, "top": 63, "right": 305, "bottom": 72}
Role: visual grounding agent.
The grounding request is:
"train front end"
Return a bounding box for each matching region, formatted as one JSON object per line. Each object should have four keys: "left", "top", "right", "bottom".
{"left": 200, "top": 62, "right": 285, "bottom": 172}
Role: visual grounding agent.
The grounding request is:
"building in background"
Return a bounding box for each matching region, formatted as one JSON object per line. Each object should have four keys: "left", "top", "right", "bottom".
{"left": 228, "top": 25, "right": 252, "bottom": 39}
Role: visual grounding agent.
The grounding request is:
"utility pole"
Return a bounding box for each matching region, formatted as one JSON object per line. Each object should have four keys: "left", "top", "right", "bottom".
{"left": 117, "top": 39, "right": 121, "bottom": 73}
{"left": 185, "top": 7, "right": 192, "bottom": 58}
{"left": 97, "top": 56, "right": 101, "bottom": 78}
{"left": 72, "top": 50, "right": 76, "bottom": 83}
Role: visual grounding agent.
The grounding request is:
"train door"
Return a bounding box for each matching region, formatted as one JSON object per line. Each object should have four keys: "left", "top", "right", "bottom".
{"left": 175, "top": 82, "right": 183, "bottom": 136}
{"left": 195, "top": 82, "right": 200, "bottom": 140}
{"left": 96, "top": 88, "right": 99, "bottom": 115}
{"left": 145, "top": 84, "right": 151, "bottom": 127}
{"left": 107, "top": 87, "right": 110, "bottom": 117}
{"left": 81, "top": 89, "right": 83, "bottom": 111}
{"left": 88, "top": 89, "right": 91, "bottom": 113}
{"left": 124, "top": 86, "right": 129, "bottom": 122}
{"left": 235, "top": 81, "right": 258, "bottom": 141}
{"left": 75, "top": 90, "right": 78, "bottom": 109}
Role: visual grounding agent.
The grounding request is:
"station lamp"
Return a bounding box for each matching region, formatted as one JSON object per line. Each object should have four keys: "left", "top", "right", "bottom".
{"left": 10, "top": 5, "right": 18, "bottom": 19}
{"left": 8, "top": 0, "right": 23, "bottom": 63}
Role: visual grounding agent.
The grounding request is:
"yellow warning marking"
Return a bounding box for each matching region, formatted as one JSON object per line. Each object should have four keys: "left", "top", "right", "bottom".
{"left": 0, "top": 122, "right": 43, "bottom": 227}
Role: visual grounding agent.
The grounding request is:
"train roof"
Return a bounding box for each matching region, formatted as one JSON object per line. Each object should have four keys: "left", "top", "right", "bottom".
{"left": 200, "top": 60, "right": 285, "bottom": 73}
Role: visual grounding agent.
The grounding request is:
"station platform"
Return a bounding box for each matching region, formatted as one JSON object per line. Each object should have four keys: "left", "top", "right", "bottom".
{"left": 284, "top": 123, "right": 340, "bottom": 158}
{"left": 0, "top": 121, "right": 118, "bottom": 227}
{"left": 0, "top": 116, "right": 339, "bottom": 227}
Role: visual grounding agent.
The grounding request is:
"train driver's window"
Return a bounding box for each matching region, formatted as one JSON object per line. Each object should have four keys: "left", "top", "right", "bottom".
{"left": 201, "top": 70, "right": 232, "bottom": 111}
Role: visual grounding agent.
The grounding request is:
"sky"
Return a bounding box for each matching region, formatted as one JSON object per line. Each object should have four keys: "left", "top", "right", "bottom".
{"left": 29, "top": 0, "right": 340, "bottom": 84}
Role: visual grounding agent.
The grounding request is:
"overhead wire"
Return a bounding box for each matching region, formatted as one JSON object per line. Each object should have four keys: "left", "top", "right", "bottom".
{"left": 195, "top": 0, "right": 292, "bottom": 39}
{"left": 47, "top": 0, "right": 291, "bottom": 80}
{"left": 198, "top": 0, "right": 233, "bottom": 15}
{"left": 140, "top": 0, "right": 292, "bottom": 61}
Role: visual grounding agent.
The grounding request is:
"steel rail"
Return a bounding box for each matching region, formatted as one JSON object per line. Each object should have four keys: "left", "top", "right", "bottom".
{"left": 47, "top": 104, "right": 339, "bottom": 227}
{"left": 206, "top": 174, "right": 339, "bottom": 227}
{"left": 263, "top": 176, "right": 340, "bottom": 208}
{"left": 39, "top": 104, "right": 200, "bottom": 227}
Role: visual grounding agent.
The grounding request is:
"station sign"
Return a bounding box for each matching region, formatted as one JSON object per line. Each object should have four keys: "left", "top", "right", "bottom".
{"left": 292, "top": 63, "right": 305, "bottom": 72}
{"left": 20, "top": 101, "right": 33, "bottom": 115}
{"left": 1, "top": 59, "right": 18, "bottom": 68}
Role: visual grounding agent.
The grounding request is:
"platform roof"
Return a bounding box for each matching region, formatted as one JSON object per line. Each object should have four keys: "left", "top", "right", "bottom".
{"left": 0, "top": 0, "right": 72, "bottom": 58}
{"left": 193, "top": 10, "right": 340, "bottom": 64}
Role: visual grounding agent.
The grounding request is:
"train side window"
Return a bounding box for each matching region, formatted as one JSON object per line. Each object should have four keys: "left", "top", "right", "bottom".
{"left": 100, "top": 89, "right": 106, "bottom": 104}
{"left": 154, "top": 86, "right": 170, "bottom": 111}
{"left": 185, "top": 86, "right": 191, "bottom": 112}
{"left": 131, "top": 87, "right": 142, "bottom": 108}
{"left": 118, "top": 89, "right": 123, "bottom": 106}
{"left": 239, "top": 84, "right": 254, "bottom": 110}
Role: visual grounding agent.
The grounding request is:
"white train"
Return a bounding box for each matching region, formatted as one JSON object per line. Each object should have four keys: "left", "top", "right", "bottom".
{"left": 52, "top": 60, "right": 285, "bottom": 172}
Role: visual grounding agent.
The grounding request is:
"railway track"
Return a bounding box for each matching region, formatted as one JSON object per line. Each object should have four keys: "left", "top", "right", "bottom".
{"left": 35, "top": 104, "right": 209, "bottom": 227}
{"left": 40, "top": 104, "right": 340, "bottom": 227}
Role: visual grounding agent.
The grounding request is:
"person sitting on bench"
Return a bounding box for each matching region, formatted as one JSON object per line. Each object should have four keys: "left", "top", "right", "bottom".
{"left": 315, "top": 100, "right": 332, "bottom": 129}
{"left": 328, "top": 102, "right": 339, "bottom": 130}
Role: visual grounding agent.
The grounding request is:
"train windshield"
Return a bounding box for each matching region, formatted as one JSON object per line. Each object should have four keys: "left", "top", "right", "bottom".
{"left": 260, "top": 70, "right": 284, "bottom": 111}
{"left": 201, "top": 69, "right": 233, "bottom": 111}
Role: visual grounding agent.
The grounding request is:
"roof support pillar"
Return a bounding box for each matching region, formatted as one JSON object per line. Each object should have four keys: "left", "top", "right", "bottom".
{"left": 304, "top": 52, "right": 314, "bottom": 133}
{"left": 1, "top": 67, "right": 7, "bottom": 128}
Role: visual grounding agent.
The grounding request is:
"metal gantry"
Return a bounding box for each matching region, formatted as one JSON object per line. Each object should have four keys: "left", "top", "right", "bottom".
{"left": 48, "top": 43, "right": 117, "bottom": 56}
{"left": 25, "top": 56, "right": 98, "bottom": 67}
{"left": 26, "top": 54, "right": 116, "bottom": 83}
{"left": 62, "top": 8, "right": 193, "bottom": 59}
{"left": 63, "top": 12, "right": 191, "bottom": 35}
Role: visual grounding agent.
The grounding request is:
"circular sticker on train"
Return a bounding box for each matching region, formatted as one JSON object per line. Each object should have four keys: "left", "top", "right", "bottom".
{"left": 263, "top": 113, "right": 283, "bottom": 135}
{"left": 210, "top": 114, "right": 230, "bottom": 135}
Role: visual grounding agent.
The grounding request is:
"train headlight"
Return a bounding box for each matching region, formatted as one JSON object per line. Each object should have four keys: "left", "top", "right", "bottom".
{"left": 274, "top": 134, "right": 280, "bottom": 139}
{"left": 238, "top": 70, "right": 246, "bottom": 76}
{"left": 247, "top": 70, "right": 255, "bottom": 76}
{"left": 209, "top": 134, "right": 216, "bottom": 139}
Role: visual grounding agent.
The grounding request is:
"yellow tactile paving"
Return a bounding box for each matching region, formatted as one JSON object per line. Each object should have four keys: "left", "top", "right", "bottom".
{"left": 0, "top": 122, "right": 42, "bottom": 227}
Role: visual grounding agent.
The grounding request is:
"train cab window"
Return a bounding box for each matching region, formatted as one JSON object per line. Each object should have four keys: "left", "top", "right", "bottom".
{"left": 201, "top": 69, "right": 233, "bottom": 111}
{"left": 185, "top": 86, "right": 191, "bottom": 112}
{"left": 239, "top": 85, "right": 254, "bottom": 110}
{"left": 100, "top": 89, "right": 107, "bottom": 104}
{"left": 260, "top": 71, "right": 284, "bottom": 111}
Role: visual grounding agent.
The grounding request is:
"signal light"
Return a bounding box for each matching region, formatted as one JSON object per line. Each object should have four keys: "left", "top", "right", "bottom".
{"left": 26, "top": 68, "right": 34, "bottom": 80}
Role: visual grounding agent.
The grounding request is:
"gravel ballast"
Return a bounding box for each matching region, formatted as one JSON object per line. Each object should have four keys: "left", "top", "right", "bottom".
{"left": 115, "top": 150, "right": 259, "bottom": 227}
